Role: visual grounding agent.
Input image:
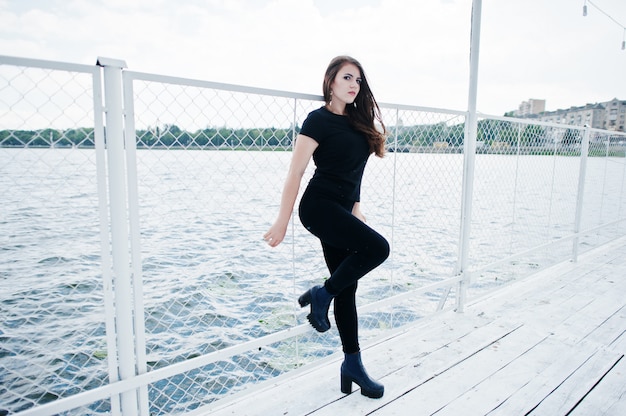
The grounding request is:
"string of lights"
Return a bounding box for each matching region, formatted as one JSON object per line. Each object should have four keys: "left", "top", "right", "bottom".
{"left": 583, "top": 0, "right": 626, "bottom": 50}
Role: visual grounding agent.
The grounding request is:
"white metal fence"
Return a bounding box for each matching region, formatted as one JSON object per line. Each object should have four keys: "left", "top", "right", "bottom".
{"left": 1, "top": 55, "right": 625, "bottom": 416}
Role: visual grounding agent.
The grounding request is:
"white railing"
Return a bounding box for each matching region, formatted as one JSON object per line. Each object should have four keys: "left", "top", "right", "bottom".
{"left": 1, "top": 54, "right": 626, "bottom": 416}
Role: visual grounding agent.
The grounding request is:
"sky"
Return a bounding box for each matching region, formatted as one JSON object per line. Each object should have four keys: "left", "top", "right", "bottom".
{"left": 1, "top": 0, "right": 625, "bottom": 115}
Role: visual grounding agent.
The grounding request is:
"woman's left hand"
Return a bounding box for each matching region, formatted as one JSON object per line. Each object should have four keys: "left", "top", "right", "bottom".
{"left": 352, "top": 202, "right": 366, "bottom": 222}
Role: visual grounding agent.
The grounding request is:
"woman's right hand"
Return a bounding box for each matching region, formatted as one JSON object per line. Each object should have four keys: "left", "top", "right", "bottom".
{"left": 263, "top": 222, "right": 287, "bottom": 247}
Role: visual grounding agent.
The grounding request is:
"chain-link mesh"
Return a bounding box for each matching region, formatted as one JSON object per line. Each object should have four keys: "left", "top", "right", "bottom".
{"left": 123, "top": 75, "right": 475, "bottom": 413}
{"left": 466, "top": 118, "right": 626, "bottom": 297}
{"left": 1, "top": 57, "right": 626, "bottom": 415}
{"left": 0, "top": 62, "right": 111, "bottom": 414}
{"left": 580, "top": 130, "right": 626, "bottom": 244}
{"left": 127, "top": 79, "right": 319, "bottom": 413}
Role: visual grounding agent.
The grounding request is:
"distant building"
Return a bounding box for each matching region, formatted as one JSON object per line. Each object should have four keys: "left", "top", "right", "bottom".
{"left": 604, "top": 98, "right": 626, "bottom": 132}
{"left": 537, "top": 103, "right": 605, "bottom": 129}
{"left": 515, "top": 99, "right": 545, "bottom": 117}
{"left": 513, "top": 98, "right": 625, "bottom": 132}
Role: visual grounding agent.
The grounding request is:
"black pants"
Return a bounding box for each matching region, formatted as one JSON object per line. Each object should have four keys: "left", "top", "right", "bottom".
{"left": 299, "top": 187, "right": 390, "bottom": 353}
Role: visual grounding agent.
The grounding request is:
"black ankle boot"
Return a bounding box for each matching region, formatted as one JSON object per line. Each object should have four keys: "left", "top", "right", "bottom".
{"left": 340, "top": 352, "right": 384, "bottom": 399}
{"left": 298, "top": 285, "right": 333, "bottom": 332}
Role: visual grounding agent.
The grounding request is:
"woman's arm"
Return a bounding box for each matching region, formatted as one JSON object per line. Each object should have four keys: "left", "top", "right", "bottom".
{"left": 264, "top": 134, "right": 318, "bottom": 247}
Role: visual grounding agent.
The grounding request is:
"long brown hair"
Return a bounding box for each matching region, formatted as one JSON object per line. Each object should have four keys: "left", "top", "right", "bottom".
{"left": 322, "top": 56, "right": 387, "bottom": 157}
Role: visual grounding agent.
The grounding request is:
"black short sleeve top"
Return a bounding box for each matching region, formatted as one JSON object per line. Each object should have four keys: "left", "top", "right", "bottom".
{"left": 300, "top": 106, "right": 370, "bottom": 202}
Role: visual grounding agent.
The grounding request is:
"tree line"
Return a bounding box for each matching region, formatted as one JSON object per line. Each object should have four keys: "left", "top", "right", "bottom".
{"left": 0, "top": 120, "right": 586, "bottom": 152}
{"left": 0, "top": 126, "right": 294, "bottom": 149}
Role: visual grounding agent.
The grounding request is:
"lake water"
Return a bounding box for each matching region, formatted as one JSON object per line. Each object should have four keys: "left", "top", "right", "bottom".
{"left": 1, "top": 148, "right": 624, "bottom": 414}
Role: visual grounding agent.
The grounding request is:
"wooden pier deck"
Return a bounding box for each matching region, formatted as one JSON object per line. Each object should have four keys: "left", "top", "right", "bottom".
{"left": 204, "top": 237, "right": 626, "bottom": 416}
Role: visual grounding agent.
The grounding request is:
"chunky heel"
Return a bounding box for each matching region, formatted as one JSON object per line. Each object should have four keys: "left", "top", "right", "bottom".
{"left": 340, "top": 352, "right": 384, "bottom": 399}
{"left": 298, "top": 290, "right": 312, "bottom": 307}
{"left": 340, "top": 373, "right": 353, "bottom": 394}
{"left": 298, "top": 285, "right": 333, "bottom": 332}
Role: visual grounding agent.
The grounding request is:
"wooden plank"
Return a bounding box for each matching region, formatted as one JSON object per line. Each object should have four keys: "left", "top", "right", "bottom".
{"left": 199, "top": 360, "right": 341, "bottom": 416}
{"left": 472, "top": 262, "right": 590, "bottom": 316}
{"left": 550, "top": 297, "right": 626, "bottom": 348}
{"left": 483, "top": 283, "right": 625, "bottom": 415}
{"left": 494, "top": 272, "right": 625, "bottom": 354}
{"left": 429, "top": 336, "right": 573, "bottom": 415}
{"left": 578, "top": 305, "right": 626, "bottom": 348}
{"left": 206, "top": 312, "right": 496, "bottom": 416}
{"left": 308, "top": 320, "right": 527, "bottom": 415}
{"left": 343, "top": 325, "right": 546, "bottom": 416}
{"left": 568, "top": 355, "right": 626, "bottom": 416}
{"left": 526, "top": 350, "right": 624, "bottom": 415}
{"left": 486, "top": 344, "right": 604, "bottom": 415}
{"left": 469, "top": 265, "right": 611, "bottom": 337}
{"left": 606, "top": 329, "right": 626, "bottom": 354}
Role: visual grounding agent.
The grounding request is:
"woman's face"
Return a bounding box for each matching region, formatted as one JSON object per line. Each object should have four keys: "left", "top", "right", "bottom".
{"left": 330, "top": 63, "right": 362, "bottom": 106}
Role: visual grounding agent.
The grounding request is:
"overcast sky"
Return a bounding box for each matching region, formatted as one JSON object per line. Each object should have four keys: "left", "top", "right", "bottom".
{"left": 1, "top": 0, "right": 625, "bottom": 115}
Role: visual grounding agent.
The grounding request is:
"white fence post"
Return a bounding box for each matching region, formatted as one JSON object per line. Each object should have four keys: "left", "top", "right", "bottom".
{"left": 122, "top": 71, "right": 150, "bottom": 416}
{"left": 572, "top": 125, "right": 591, "bottom": 261}
{"left": 97, "top": 57, "right": 139, "bottom": 415}
{"left": 455, "top": 0, "right": 482, "bottom": 313}
{"left": 93, "top": 62, "right": 123, "bottom": 416}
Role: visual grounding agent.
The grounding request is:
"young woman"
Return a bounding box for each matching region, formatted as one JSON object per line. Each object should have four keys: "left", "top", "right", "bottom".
{"left": 264, "top": 56, "right": 389, "bottom": 399}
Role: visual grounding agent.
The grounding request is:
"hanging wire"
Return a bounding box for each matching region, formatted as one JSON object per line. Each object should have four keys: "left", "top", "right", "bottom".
{"left": 583, "top": 0, "right": 626, "bottom": 50}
